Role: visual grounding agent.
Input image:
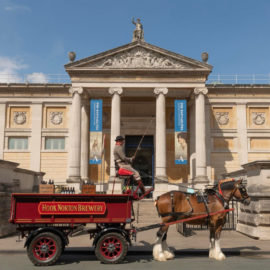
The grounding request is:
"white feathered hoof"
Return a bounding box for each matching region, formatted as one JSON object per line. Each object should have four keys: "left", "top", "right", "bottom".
{"left": 209, "top": 250, "right": 226, "bottom": 261}
{"left": 209, "top": 249, "right": 215, "bottom": 259}
{"left": 153, "top": 243, "right": 167, "bottom": 262}
{"left": 154, "top": 252, "right": 167, "bottom": 262}
{"left": 164, "top": 250, "right": 175, "bottom": 260}
{"left": 216, "top": 252, "right": 226, "bottom": 261}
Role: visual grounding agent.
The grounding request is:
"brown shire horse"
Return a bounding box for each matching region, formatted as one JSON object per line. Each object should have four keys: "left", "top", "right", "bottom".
{"left": 153, "top": 178, "right": 250, "bottom": 261}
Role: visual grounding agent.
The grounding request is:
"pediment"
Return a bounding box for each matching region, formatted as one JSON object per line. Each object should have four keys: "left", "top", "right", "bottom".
{"left": 65, "top": 42, "right": 212, "bottom": 72}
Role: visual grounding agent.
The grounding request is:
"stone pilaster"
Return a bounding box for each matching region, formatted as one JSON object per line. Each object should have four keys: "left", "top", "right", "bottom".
{"left": 194, "top": 87, "right": 208, "bottom": 187}
{"left": 237, "top": 103, "right": 248, "bottom": 165}
{"left": 0, "top": 103, "right": 6, "bottom": 160}
{"left": 67, "top": 87, "right": 83, "bottom": 190}
{"left": 80, "top": 98, "right": 90, "bottom": 182}
{"left": 153, "top": 87, "right": 168, "bottom": 199}
{"left": 30, "top": 103, "right": 43, "bottom": 172}
{"left": 107, "top": 87, "right": 123, "bottom": 194}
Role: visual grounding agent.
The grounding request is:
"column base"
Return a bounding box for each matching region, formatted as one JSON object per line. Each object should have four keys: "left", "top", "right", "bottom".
{"left": 153, "top": 176, "right": 168, "bottom": 199}
{"left": 66, "top": 177, "right": 82, "bottom": 193}
{"left": 66, "top": 176, "right": 81, "bottom": 183}
{"left": 193, "top": 175, "right": 209, "bottom": 189}
{"left": 81, "top": 177, "right": 90, "bottom": 184}
{"left": 96, "top": 183, "right": 108, "bottom": 194}
{"left": 107, "top": 176, "right": 123, "bottom": 194}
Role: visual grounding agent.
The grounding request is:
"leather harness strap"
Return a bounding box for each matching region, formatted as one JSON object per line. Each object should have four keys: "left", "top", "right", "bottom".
{"left": 158, "top": 191, "right": 193, "bottom": 218}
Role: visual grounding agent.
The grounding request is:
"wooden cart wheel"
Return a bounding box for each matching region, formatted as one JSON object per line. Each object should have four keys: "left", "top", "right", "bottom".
{"left": 27, "top": 232, "right": 63, "bottom": 266}
{"left": 95, "top": 232, "right": 128, "bottom": 264}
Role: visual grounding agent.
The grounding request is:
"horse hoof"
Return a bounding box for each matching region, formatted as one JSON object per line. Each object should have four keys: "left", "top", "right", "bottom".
{"left": 164, "top": 250, "right": 175, "bottom": 260}
{"left": 154, "top": 253, "right": 167, "bottom": 262}
{"left": 217, "top": 253, "right": 226, "bottom": 261}
{"left": 209, "top": 252, "right": 214, "bottom": 259}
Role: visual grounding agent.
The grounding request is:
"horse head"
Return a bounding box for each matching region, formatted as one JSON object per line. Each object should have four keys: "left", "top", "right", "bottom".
{"left": 217, "top": 178, "right": 250, "bottom": 205}
{"left": 218, "top": 178, "right": 250, "bottom": 206}
{"left": 233, "top": 179, "right": 251, "bottom": 206}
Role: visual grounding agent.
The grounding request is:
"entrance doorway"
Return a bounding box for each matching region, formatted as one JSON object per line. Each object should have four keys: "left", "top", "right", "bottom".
{"left": 125, "top": 135, "right": 154, "bottom": 188}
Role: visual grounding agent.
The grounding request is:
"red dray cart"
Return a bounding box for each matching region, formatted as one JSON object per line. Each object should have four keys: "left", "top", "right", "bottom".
{"left": 10, "top": 193, "right": 136, "bottom": 265}
{"left": 9, "top": 193, "right": 233, "bottom": 265}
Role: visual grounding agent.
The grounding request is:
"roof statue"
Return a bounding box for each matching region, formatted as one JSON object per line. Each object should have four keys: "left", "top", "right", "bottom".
{"left": 132, "top": 18, "right": 144, "bottom": 42}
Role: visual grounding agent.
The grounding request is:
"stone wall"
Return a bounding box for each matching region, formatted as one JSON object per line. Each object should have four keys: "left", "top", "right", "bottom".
{"left": 0, "top": 159, "right": 44, "bottom": 237}
{"left": 0, "top": 183, "right": 19, "bottom": 237}
{"left": 225, "top": 160, "right": 270, "bottom": 240}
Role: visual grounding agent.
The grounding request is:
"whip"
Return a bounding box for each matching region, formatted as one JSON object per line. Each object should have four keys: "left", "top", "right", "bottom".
{"left": 133, "top": 118, "right": 154, "bottom": 159}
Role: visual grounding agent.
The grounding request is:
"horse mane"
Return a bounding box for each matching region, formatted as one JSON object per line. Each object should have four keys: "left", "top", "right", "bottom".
{"left": 213, "top": 178, "right": 236, "bottom": 191}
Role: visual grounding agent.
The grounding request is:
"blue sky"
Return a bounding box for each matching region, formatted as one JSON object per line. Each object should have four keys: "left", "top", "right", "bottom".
{"left": 0, "top": 0, "right": 270, "bottom": 83}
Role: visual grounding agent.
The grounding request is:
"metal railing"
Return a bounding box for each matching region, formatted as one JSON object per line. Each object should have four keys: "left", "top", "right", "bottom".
{"left": 0, "top": 74, "right": 70, "bottom": 84}
{"left": 1, "top": 73, "right": 270, "bottom": 85}
{"left": 207, "top": 74, "right": 270, "bottom": 85}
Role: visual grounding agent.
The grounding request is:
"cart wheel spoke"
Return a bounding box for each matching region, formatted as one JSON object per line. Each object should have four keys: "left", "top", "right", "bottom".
{"left": 96, "top": 232, "right": 127, "bottom": 263}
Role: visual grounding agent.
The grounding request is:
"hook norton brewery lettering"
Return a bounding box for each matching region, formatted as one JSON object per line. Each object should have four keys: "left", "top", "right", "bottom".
{"left": 38, "top": 202, "right": 106, "bottom": 215}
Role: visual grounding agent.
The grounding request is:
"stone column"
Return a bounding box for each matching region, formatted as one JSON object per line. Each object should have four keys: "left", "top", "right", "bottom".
{"left": 67, "top": 87, "right": 83, "bottom": 190}
{"left": 0, "top": 103, "right": 6, "bottom": 160}
{"left": 153, "top": 87, "right": 168, "bottom": 198}
{"left": 30, "top": 103, "right": 43, "bottom": 172}
{"left": 107, "top": 87, "right": 123, "bottom": 194}
{"left": 237, "top": 103, "right": 248, "bottom": 165}
{"left": 80, "top": 99, "right": 90, "bottom": 182}
{"left": 194, "top": 87, "right": 208, "bottom": 187}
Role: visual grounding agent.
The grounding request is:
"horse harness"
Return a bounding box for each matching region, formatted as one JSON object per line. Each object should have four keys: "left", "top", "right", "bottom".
{"left": 156, "top": 191, "right": 211, "bottom": 219}
{"left": 156, "top": 183, "right": 236, "bottom": 219}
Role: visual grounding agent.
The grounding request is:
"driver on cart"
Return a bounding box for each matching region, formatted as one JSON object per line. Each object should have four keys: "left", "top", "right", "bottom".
{"left": 114, "top": 135, "right": 149, "bottom": 195}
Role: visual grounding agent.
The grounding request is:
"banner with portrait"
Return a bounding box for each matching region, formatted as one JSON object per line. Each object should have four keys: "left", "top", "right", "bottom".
{"left": 174, "top": 100, "right": 187, "bottom": 164}
{"left": 89, "top": 99, "right": 103, "bottom": 164}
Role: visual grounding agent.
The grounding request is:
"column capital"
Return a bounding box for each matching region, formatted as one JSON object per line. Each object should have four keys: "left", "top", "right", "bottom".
{"left": 194, "top": 87, "right": 208, "bottom": 95}
{"left": 69, "top": 87, "right": 83, "bottom": 95}
{"left": 154, "top": 87, "right": 168, "bottom": 95}
{"left": 109, "top": 87, "right": 123, "bottom": 95}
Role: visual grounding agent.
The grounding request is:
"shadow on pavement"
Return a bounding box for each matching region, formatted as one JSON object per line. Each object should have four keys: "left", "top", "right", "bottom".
{"left": 57, "top": 252, "right": 153, "bottom": 265}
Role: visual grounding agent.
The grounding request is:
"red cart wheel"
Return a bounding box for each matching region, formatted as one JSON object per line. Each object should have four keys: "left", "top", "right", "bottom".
{"left": 27, "top": 232, "right": 62, "bottom": 266}
{"left": 95, "top": 232, "right": 128, "bottom": 264}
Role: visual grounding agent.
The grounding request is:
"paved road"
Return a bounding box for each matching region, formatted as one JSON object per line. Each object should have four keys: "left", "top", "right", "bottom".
{"left": 1, "top": 251, "right": 270, "bottom": 270}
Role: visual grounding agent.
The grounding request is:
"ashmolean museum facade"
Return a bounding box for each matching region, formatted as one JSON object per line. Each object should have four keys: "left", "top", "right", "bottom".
{"left": 1, "top": 26, "right": 270, "bottom": 199}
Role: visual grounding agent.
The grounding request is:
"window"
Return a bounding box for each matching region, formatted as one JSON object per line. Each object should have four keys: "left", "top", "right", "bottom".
{"left": 45, "top": 137, "right": 65, "bottom": 150}
{"left": 8, "top": 137, "right": 28, "bottom": 150}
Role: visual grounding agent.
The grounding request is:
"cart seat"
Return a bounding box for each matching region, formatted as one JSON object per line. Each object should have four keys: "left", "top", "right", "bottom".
{"left": 117, "top": 168, "right": 134, "bottom": 178}
{"left": 115, "top": 161, "right": 134, "bottom": 178}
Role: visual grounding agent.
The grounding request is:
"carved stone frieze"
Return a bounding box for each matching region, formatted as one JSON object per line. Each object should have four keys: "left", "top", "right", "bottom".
{"left": 252, "top": 112, "right": 266, "bottom": 125}
{"left": 13, "top": 112, "right": 27, "bottom": 125}
{"left": 215, "top": 112, "right": 229, "bottom": 125}
{"left": 50, "top": 112, "right": 63, "bottom": 125}
{"left": 88, "top": 47, "right": 190, "bottom": 69}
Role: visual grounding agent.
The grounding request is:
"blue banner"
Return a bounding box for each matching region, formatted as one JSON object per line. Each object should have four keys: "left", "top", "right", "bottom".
{"left": 174, "top": 100, "right": 187, "bottom": 132}
{"left": 175, "top": 100, "right": 187, "bottom": 164}
{"left": 90, "top": 99, "right": 103, "bottom": 132}
{"left": 90, "top": 100, "right": 103, "bottom": 164}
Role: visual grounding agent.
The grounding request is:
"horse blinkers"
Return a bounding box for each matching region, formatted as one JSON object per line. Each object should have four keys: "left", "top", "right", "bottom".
{"left": 235, "top": 182, "right": 250, "bottom": 206}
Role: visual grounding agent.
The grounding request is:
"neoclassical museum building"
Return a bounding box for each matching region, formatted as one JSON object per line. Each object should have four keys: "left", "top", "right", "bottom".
{"left": 1, "top": 29, "right": 270, "bottom": 198}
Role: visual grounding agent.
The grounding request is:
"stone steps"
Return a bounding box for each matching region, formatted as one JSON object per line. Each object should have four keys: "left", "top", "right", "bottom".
{"left": 133, "top": 200, "right": 161, "bottom": 225}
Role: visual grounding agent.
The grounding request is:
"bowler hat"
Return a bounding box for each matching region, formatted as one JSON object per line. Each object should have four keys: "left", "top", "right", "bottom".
{"left": 115, "top": 135, "right": 125, "bottom": 141}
